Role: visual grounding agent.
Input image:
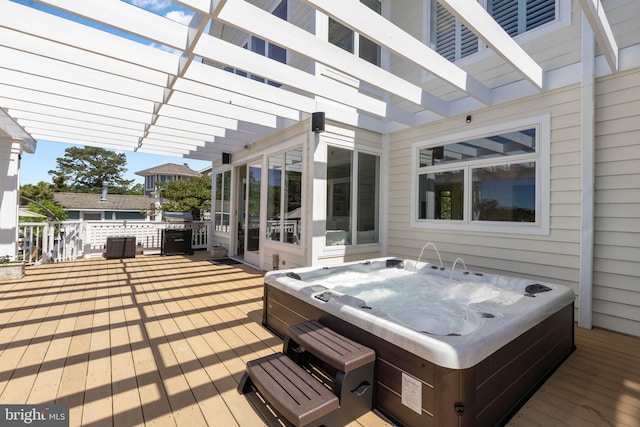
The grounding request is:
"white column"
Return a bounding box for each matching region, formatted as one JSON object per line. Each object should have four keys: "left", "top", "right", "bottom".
{"left": 578, "top": 14, "right": 595, "bottom": 330}
{"left": 0, "top": 139, "right": 22, "bottom": 260}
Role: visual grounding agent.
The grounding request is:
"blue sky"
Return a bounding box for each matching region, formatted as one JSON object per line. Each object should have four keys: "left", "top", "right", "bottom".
{"left": 14, "top": 0, "right": 212, "bottom": 186}
{"left": 20, "top": 140, "right": 212, "bottom": 186}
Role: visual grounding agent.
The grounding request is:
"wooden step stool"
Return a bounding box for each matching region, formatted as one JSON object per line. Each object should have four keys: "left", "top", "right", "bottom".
{"left": 238, "top": 320, "right": 375, "bottom": 427}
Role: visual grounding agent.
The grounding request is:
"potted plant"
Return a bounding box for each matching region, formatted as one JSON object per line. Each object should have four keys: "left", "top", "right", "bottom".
{"left": 0, "top": 255, "right": 25, "bottom": 280}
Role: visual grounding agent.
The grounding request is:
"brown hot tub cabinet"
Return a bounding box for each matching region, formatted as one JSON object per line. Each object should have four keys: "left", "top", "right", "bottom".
{"left": 263, "top": 284, "right": 575, "bottom": 427}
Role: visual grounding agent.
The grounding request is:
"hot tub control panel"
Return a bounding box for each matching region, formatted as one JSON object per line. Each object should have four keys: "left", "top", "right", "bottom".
{"left": 314, "top": 290, "right": 342, "bottom": 303}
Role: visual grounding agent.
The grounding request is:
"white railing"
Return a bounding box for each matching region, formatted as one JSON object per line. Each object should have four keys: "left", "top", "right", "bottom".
{"left": 18, "top": 220, "right": 211, "bottom": 265}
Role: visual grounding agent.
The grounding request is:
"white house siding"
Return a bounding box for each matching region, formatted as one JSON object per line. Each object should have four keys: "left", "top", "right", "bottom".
{"left": 592, "top": 68, "right": 640, "bottom": 336}
{"left": 387, "top": 85, "right": 583, "bottom": 299}
{"left": 605, "top": 0, "right": 640, "bottom": 51}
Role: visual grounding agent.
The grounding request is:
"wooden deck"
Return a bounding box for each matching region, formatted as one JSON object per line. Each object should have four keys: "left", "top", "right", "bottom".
{"left": 0, "top": 253, "right": 638, "bottom": 426}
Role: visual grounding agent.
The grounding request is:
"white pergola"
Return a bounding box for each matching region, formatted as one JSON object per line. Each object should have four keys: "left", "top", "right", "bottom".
{"left": 0, "top": 0, "right": 619, "bottom": 161}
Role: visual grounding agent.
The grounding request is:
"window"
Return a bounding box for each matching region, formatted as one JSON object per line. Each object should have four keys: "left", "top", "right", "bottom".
{"left": 82, "top": 212, "right": 102, "bottom": 221}
{"left": 329, "top": 0, "right": 381, "bottom": 66}
{"left": 267, "top": 148, "right": 303, "bottom": 245}
{"left": 224, "top": 0, "right": 287, "bottom": 85}
{"left": 326, "top": 147, "right": 380, "bottom": 246}
{"left": 413, "top": 116, "right": 549, "bottom": 234}
{"left": 145, "top": 175, "right": 155, "bottom": 192}
{"left": 432, "top": 0, "right": 556, "bottom": 62}
{"left": 431, "top": 1, "right": 478, "bottom": 62}
{"left": 488, "top": 0, "right": 555, "bottom": 36}
{"left": 214, "top": 170, "right": 231, "bottom": 232}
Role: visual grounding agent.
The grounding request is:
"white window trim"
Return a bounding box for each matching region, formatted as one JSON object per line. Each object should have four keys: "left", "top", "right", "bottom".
{"left": 422, "top": 0, "right": 570, "bottom": 74}
{"left": 410, "top": 114, "right": 550, "bottom": 236}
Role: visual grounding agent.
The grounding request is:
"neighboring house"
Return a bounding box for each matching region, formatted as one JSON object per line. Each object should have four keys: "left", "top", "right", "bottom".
{"left": 135, "top": 163, "right": 202, "bottom": 196}
{"left": 53, "top": 192, "right": 157, "bottom": 221}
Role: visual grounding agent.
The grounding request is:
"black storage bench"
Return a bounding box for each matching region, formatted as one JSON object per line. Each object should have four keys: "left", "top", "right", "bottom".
{"left": 105, "top": 236, "right": 136, "bottom": 259}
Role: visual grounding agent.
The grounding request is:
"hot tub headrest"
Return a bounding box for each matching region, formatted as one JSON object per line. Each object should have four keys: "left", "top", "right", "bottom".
{"left": 386, "top": 258, "right": 405, "bottom": 269}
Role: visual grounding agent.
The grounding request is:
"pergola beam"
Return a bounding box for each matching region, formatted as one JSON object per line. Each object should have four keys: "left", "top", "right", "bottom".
{"left": 37, "top": 0, "right": 188, "bottom": 50}
{"left": 214, "top": 0, "right": 449, "bottom": 116}
{"left": 578, "top": 0, "right": 619, "bottom": 72}
{"left": 194, "top": 34, "right": 414, "bottom": 124}
{"left": 300, "top": 0, "right": 491, "bottom": 105}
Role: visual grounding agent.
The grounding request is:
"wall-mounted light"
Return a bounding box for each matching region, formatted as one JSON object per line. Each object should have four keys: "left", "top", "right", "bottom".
{"left": 466, "top": 115, "right": 472, "bottom": 123}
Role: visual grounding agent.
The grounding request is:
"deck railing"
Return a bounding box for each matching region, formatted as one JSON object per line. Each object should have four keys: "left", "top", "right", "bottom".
{"left": 18, "top": 220, "right": 211, "bottom": 265}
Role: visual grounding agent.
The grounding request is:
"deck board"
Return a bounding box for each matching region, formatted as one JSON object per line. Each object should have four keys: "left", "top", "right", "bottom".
{"left": 0, "top": 252, "right": 637, "bottom": 426}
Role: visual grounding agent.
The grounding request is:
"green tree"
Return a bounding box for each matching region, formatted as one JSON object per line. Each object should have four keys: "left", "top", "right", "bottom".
{"left": 26, "top": 199, "right": 68, "bottom": 222}
{"left": 159, "top": 175, "right": 211, "bottom": 220}
{"left": 49, "top": 146, "right": 134, "bottom": 193}
{"left": 20, "top": 181, "right": 55, "bottom": 202}
{"left": 126, "top": 183, "right": 145, "bottom": 195}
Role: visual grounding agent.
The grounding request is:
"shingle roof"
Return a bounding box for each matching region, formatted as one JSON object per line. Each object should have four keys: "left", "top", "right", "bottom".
{"left": 53, "top": 193, "right": 156, "bottom": 211}
{"left": 134, "top": 163, "right": 202, "bottom": 177}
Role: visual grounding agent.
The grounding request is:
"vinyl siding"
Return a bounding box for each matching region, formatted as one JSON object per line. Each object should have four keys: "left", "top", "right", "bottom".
{"left": 387, "top": 85, "right": 582, "bottom": 295}
{"left": 592, "top": 68, "right": 640, "bottom": 336}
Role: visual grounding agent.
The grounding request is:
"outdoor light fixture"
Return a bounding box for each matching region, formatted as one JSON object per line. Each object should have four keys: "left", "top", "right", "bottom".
{"left": 466, "top": 115, "right": 472, "bottom": 123}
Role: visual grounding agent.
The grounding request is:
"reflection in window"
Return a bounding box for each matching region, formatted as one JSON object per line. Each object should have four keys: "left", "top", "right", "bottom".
{"left": 416, "top": 126, "right": 539, "bottom": 226}
{"left": 418, "top": 170, "right": 464, "bottom": 220}
{"left": 326, "top": 148, "right": 380, "bottom": 246}
{"left": 214, "top": 170, "right": 231, "bottom": 232}
{"left": 357, "top": 153, "right": 380, "bottom": 243}
{"left": 326, "top": 147, "right": 352, "bottom": 246}
{"left": 472, "top": 162, "right": 535, "bottom": 222}
{"left": 267, "top": 148, "right": 303, "bottom": 245}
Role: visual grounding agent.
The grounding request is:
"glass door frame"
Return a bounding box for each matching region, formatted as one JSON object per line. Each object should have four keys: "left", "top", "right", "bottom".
{"left": 234, "top": 159, "right": 262, "bottom": 267}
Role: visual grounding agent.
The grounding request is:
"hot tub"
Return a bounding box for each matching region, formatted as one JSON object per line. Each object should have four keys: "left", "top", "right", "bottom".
{"left": 263, "top": 258, "right": 575, "bottom": 427}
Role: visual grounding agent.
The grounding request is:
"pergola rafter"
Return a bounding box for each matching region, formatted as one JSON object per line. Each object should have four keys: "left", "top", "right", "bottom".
{"left": 0, "top": 0, "right": 621, "bottom": 160}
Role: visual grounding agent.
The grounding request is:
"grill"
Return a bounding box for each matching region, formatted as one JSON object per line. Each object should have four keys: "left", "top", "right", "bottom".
{"left": 164, "top": 212, "right": 194, "bottom": 223}
{"left": 161, "top": 212, "right": 194, "bottom": 256}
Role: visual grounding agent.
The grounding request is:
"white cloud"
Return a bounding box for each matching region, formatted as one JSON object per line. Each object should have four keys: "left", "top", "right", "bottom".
{"left": 151, "top": 43, "right": 183, "bottom": 56}
{"left": 165, "top": 10, "right": 193, "bottom": 25}
{"left": 131, "top": 0, "right": 173, "bottom": 11}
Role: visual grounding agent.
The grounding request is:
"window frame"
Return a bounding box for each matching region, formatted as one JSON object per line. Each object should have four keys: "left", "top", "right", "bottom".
{"left": 411, "top": 115, "right": 550, "bottom": 235}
